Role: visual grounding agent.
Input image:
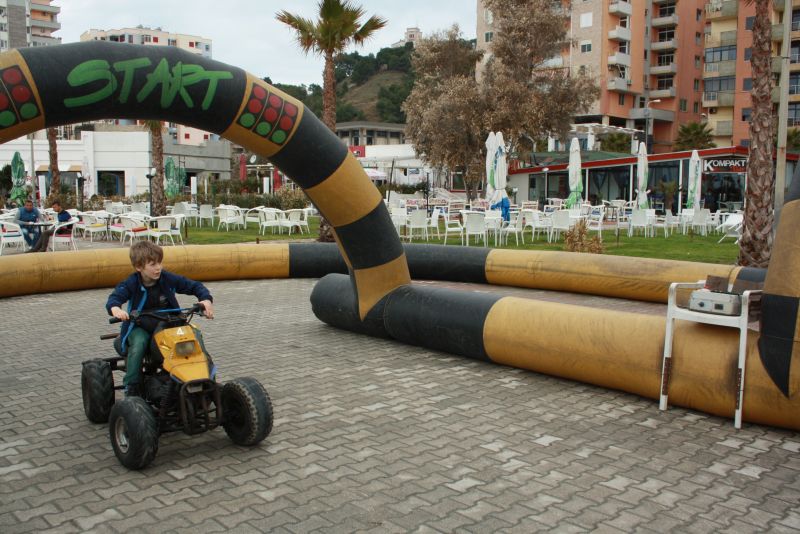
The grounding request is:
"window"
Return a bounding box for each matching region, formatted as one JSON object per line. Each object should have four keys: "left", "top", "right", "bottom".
{"left": 620, "top": 16, "right": 629, "bottom": 28}
{"left": 142, "top": 35, "right": 151, "bottom": 43}
{"left": 740, "top": 139, "right": 751, "bottom": 147}
{"left": 189, "top": 41, "right": 195, "bottom": 48}
{"left": 695, "top": 56, "right": 701, "bottom": 68}
{"left": 485, "top": 32, "right": 493, "bottom": 43}
{"left": 656, "top": 75, "right": 674, "bottom": 90}
{"left": 153, "top": 36, "right": 159, "bottom": 43}
{"left": 697, "top": 9, "right": 703, "bottom": 21}
{"left": 791, "top": 74, "right": 800, "bottom": 94}
{"left": 790, "top": 103, "right": 800, "bottom": 126}
{"left": 580, "top": 12, "right": 592, "bottom": 28}
{"left": 484, "top": 8, "right": 494, "bottom": 25}
{"left": 168, "top": 39, "right": 177, "bottom": 46}
{"left": 695, "top": 32, "right": 702, "bottom": 46}
{"left": 793, "top": 9, "right": 800, "bottom": 31}
{"left": 705, "top": 45, "right": 736, "bottom": 63}
{"left": 744, "top": 48, "right": 752, "bottom": 61}
{"left": 619, "top": 94, "right": 625, "bottom": 105}
{"left": 203, "top": 134, "right": 209, "bottom": 140}
{"left": 580, "top": 41, "right": 591, "bottom": 53}
{"left": 743, "top": 78, "right": 753, "bottom": 91}
{"left": 704, "top": 76, "right": 736, "bottom": 92}
{"left": 184, "top": 133, "right": 190, "bottom": 139}
{"left": 659, "top": 1, "right": 676, "bottom": 17}
{"left": 657, "top": 53, "right": 674, "bottom": 66}
{"left": 658, "top": 29, "right": 675, "bottom": 42}
{"left": 694, "top": 79, "right": 700, "bottom": 91}
{"left": 693, "top": 102, "right": 699, "bottom": 113}
{"left": 619, "top": 41, "right": 629, "bottom": 54}
{"left": 0, "top": 23, "right": 6, "bottom": 31}
{"left": 742, "top": 108, "right": 752, "bottom": 121}
{"left": 745, "top": 17, "right": 755, "bottom": 30}
{"left": 680, "top": 99, "right": 687, "bottom": 112}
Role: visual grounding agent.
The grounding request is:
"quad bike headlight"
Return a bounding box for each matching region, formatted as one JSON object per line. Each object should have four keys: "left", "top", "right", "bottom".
{"left": 174, "top": 340, "right": 197, "bottom": 357}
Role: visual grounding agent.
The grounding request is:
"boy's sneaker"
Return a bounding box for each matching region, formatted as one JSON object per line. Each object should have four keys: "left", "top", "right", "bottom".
{"left": 125, "top": 383, "right": 142, "bottom": 397}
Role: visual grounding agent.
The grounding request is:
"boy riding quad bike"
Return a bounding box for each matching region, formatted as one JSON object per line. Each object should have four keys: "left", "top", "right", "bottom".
{"left": 81, "top": 304, "right": 273, "bottom": 470}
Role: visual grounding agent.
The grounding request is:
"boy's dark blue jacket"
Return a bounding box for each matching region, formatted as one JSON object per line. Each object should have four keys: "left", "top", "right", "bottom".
{"left": 106, "top": 270, "right": 213, "bottom": 350}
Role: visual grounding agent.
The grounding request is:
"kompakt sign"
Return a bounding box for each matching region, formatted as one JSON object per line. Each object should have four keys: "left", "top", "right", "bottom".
{"left": 703, "top": 158, "right": 747, "bottom": 173}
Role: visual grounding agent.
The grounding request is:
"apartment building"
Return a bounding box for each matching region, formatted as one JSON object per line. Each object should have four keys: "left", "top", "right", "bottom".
{"left": 0, "top": 0, "right": 61, "bottom": 51}
{"left": 80, "top": 26, "right": 215, "bottom": 146}
{"left": 477, "top": 0, "right": 707, "bottom": 153}
{"left": 702, "top": 0, "right": 799, "bottom": 148}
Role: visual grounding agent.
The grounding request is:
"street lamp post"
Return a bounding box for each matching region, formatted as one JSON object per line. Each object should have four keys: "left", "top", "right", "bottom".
{"left": 645, "top": 98, "right": 662, "bottom": 153}
{"left": 145, "top": 167, "right": 156, "bottom": 217}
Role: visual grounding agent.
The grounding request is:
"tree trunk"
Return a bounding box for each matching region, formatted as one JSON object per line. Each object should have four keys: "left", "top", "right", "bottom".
{"left": 738, "top": 0, "right": 774, "bottom": 268}
{"left": 316, "top": 50, "right": 337, "bottom": 242}
{"left": 46, "top": 127, "right": 60, "bottom": 205}
{"left": 150, "top": 125, "right": 167, "bottom": 216}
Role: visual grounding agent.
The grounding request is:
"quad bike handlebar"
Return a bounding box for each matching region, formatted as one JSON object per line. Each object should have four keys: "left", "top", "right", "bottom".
{"left": 108, "top": 303, "right": 207, "bottom": 325}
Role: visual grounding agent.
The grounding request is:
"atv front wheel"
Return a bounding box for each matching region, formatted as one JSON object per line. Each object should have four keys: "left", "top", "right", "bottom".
{"left": 108, "top": 397, "right": 159, "bottom": 470}
{"left": 221, "top": 377, "right": 273, "bottom": 446}
{"left": 81, "top": 359, "right": 114, "bottom": 423}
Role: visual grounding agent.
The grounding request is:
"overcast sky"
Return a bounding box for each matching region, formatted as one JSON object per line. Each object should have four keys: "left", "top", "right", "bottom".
{"left": 56, "top": 0, "right": 477, "bottom": 86}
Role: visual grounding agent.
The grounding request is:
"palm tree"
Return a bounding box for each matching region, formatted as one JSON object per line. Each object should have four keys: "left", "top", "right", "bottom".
{"left": 739, "top": 0, "right": 774, "bottom": 268}
{"left": 46, "top": 127, "right": 60, "bottom": 204}
{"left": 673, "top": 122, "right": 716, "bottom": 151}
{"left": 600, "top": 132, "right": 632, "bottom": 153}
{"left": 143, "top": 120, "right": 167, "bottom": 216}
{"left": 276, "top": 0, "right": 387, "bottom": 130}
{"left": 277, "top": 1, "right": 386, "bottom": 241}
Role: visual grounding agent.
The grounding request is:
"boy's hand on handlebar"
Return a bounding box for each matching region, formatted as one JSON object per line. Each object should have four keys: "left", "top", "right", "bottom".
{"left": 110, "top": 306, "right": 129, "bottom": 321}
{"left": 199, "top": 300, "right": 214, "bottom": 319}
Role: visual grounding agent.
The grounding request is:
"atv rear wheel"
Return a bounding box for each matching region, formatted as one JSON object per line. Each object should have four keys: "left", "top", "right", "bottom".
{"left": 221, "top": 377, "right": 273, "bottom": 446}
{"left": 81, "top": 359, "right": 114, "bottom": 423}
{"left": 108, "top": 397, "right": 159, "bottom": 470}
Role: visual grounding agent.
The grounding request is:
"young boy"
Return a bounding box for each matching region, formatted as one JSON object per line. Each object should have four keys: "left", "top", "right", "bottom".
{"left": 106, "top": 241, "right": 214, "bottom": 396}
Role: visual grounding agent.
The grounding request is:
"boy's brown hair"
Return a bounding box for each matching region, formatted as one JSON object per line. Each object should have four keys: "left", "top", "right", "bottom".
{"left": 129, "top": 241, "right": 163, "bottom": 268}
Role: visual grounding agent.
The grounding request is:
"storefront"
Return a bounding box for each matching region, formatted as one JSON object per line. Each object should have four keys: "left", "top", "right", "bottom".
{"left": 508, "top": 146, "right": 797, "bottom": 213}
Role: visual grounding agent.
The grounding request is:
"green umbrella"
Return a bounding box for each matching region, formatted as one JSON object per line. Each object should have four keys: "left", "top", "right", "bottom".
{"left": 9, "top": 152, "right": 28, "bottom": 206}
{"left": 565, "top": 138, "right": 583, "bottom": 208}
{"left": 164, "top": 157, "right": 181, "bottom": 200}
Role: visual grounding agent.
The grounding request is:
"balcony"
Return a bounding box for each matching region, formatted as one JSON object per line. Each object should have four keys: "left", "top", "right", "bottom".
{"left": 715, "top": 121, "right": 733, "bottom": 136}
{"left": 704, "top": 29, "right": 738, "bottom": 47}
{"left": 651, "top": 39, "right": 677, "bottom": 51}
{"left": 31, "top": 18, "right": 60, "bottom": 30}
{"left": 31, "top": 3, "right": 60, "bottom": 14}
{"left": 649, "top": 87, "right": 676, "bottom": 99}
{"left": 607, "top": 76, "right": 636, "bottom": 93}
{"left": 608, "top": 25, "right": 632, "bottom": 42}
{"left": 774, "top": 56, "right": 784, "bottom": 73}
{"left": 609, "top": 1, "right": 633, "bottom": 17}
{"left": 651, "top": 63, "right": 677, "bottom": 75}
{"left": 652, "top": 14, "right": 679, "bottom": 28}
{"left": 702, "top": 91, "right": 735, "bottom": 107}
{"left": 608, "top": 52, "right": 632, "bottom": 67}
{"left": 705, "top": 1, "right": 738, "bottom": 20}
{"left": 703, "top": 60, "right": 736, "bottom": 78}
{"left": 773, "top": 24, "right": 783, "bottom": 42}
{"left": 541, "top": 56, "right": 564, "bottom": 68}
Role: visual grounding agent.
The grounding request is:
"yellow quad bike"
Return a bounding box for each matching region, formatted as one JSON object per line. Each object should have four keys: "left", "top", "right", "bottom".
{"left": 81, "top": 304, "right": 273, "bottom": 470}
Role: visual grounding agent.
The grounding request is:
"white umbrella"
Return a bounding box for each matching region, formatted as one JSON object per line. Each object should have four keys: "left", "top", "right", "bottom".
{"left": 490, "top": 132, "right": 510, "bottom": 220}
{"left": 686, "top": 149, "right": 702, "bottom": 209}
{"left": 485, "top": 131, "right": 498, "bottom": 201}
{"left": 565, "top": 138, "right": 582, "bottom": 208}
{"left": 363, "top": 168, "right": 387, "bottom": 180}
{"left": 636, "top": 141, "right": 649, "bottom": 209}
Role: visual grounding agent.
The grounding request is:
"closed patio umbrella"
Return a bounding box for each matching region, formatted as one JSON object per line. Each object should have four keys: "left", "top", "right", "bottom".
{"left": 636, "top": 141, "right": 649, "bottom": 209}
{"left": 485, "top": 131, "right": 498, "bottom": 201}
{"left": 489, "top": 132, "right": 510, "bottom": 221}
{"left": 565, "top": 138, "right": 582, "bottom": 208}
{"left": 686, "top": 149, "right": 702, "bottom": 209}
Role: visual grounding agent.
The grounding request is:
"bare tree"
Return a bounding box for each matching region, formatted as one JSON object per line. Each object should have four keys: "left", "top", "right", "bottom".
{"left": 46, "top": 127, "right": 60, "bottom": 205}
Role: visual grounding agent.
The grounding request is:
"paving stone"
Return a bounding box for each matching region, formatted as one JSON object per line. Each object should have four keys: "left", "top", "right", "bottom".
{"left": 1, "top": 280, "right": 799, "bottom": 533}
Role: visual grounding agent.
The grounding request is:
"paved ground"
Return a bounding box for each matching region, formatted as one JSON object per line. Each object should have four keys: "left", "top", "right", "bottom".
{"left": 1, "top": 278, "right": 799, "bottom": 533}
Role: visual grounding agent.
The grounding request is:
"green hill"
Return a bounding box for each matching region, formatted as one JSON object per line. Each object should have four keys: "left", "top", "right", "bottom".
{"left": 340, "top": 70, "right": 409, "bottom": 122}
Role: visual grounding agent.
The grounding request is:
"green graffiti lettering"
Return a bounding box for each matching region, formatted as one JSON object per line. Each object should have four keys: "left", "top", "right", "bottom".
{"left": 64, "top": 56, "right": 234, "bottom": 111}
{"left": 63, "top": 59, "right": 118, "bottom": 108}
{"left": 112, "top": 57, "right": 152, "bottom": 103}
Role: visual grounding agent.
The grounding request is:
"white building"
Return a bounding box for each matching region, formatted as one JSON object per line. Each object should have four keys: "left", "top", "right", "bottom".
{"left": 1, "top": 131, "right": 232, "bottom": 199}
{"left": 79, "top": 26, "right": 216, "bottom": 146}
{"left": 357, "top": 144, "right": 439, "bottom": 187}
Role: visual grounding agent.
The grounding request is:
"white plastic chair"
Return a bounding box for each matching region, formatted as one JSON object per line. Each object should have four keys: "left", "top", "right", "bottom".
{"left": 50, "top": 217, "right": 79, "bottom": 251}
{"left": 443, "top": 214, "right": 464, "bottom": 245}
{"left": 170, "top": 214, "right": 185, "bottom": 245}
{"left": 83, "top": 214, "right": 109, "bottom": 242}
{"left": 586, "top": 206, "right": 605, "bottom": 241}
{"left": 406, "top": 209, "right": 429, "bottom": 241}
{"left": 0, "top": 221, "right": 25, "bottom": 255}
{"left": 258, "top": 209, "right": 280, "bottom": 235}
{"left": 149, "top": 216, "right": 175, "bottom": 245}
{"left": 463, "top": 211, "right": 487, "bottom": 246}
{"left": 500, "top": 212, "right": 525, "bottom": 246}
{"left": 216, "top": 207, "right": 242, "bottom": 231}
{"left": 245, "top": 206, "right": 264, "bottom": 228}
{"left": 549, "top": 210, "right": 572, "bottom": 242}
{"left": 198, "top": 204, "right": 214, "bottom": 227}
{"left": 717, "top": 213, "right": 743, "bottom": 244}
{"left": 120, "top": 216, "right": 149, "bottom": 245}
{"left": 427, "top": 207, "right": 441, "bottom": 238}
{"left": 285, "top": 209, "right": 309, "bottom": 235}
{"left": 691, "top": 209, "right": 711, "bottom": 236}
{"left": 628, "top": 210, "right": 650, "bottom": 237}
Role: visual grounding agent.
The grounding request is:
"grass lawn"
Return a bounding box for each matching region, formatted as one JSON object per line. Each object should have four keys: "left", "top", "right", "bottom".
{"left": 181, "top": 217, "right": 740, "bottom": 265}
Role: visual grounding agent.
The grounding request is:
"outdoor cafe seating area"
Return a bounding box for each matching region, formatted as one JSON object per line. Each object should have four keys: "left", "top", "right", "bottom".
{"left": 0, "top": 200, "right": 316, "bottom": 255}
{"left": 387, "top": 195, "right": 745, "bottom": 247}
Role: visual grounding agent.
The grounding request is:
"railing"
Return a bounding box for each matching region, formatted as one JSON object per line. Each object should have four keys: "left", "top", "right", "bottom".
{"left": 788, "top": 118, "right": 800, "bottom": 127}
{"left": 703, "top": 91, "right": 718, "bottom": 102}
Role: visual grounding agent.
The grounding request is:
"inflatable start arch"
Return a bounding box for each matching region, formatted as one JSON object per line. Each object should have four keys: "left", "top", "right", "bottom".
{"left": 2, "top": 43, "right": 799, "bottom": 431}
